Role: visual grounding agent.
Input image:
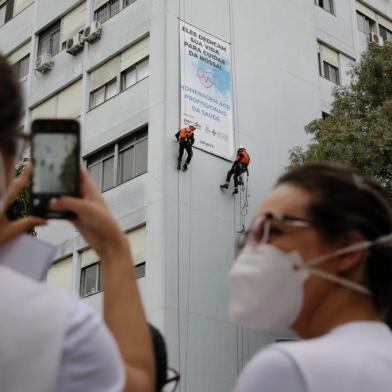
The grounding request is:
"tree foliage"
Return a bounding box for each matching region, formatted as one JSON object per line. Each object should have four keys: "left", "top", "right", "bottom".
{"left": 7, "top": 158, "right": 36, "bottom": 235}
{"left": 289, "top": 42, "right": 392, "bottom": 196}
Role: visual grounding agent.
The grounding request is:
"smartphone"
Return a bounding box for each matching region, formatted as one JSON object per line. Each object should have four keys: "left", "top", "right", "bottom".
{"left": 30, "top": 119, "right": 80, "bottom": 219}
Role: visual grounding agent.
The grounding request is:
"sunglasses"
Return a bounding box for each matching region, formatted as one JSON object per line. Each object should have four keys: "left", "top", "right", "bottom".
{"left": 237, "top": 212, "right": 313, "bottom": 251}
{"left": 162, "top": 367, "right": 180, "bottom": 392}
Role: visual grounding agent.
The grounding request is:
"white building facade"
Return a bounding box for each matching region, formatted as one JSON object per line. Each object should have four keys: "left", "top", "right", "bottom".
{"left": 1, "top": 0, "right": 391, "bottom": 390}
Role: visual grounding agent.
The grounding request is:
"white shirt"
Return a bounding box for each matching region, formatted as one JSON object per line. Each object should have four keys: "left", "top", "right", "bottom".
{"left": 235, "top": 322, "right": 392, "bottom": 392}
{"left": 57, "top": 296, "right": 125, "bottom": 392}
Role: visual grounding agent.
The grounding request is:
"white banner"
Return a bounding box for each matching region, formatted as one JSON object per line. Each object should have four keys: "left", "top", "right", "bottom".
{"left": 180, "top": 21, "right": 234, "bottom": 160}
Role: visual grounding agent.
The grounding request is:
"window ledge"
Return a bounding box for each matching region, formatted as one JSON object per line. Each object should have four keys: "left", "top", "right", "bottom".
{"left": 80, "top": 289, "right": 103, "bottom": 299}
{"left": 101, "top": 171, "right": 148, "bottom": 194}
{"left": 316, "top": 6, "right": 336, "bottom": 17}
{"left": 320, "top": 75, "right": 340, "bottom": 86}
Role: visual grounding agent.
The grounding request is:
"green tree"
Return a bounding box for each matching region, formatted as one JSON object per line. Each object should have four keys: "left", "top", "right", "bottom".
{"left": 7, "top": 157, "right": 36, "bottom": 235}
{"left": 59, "top": 145, "right": 78, "bottom": 194}
{"left": 289, "top": 42, "right": 392, "bottom": 196}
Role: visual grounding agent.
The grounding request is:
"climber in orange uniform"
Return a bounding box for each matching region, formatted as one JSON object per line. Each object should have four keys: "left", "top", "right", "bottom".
{"left": 175, "top": 123, "right": 196, "bottom": 171}
{"left": 220, "top": 146, "right": 250, "bottom": 195}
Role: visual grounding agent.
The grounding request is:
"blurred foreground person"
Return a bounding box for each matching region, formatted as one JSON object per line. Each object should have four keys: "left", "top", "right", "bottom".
{"left": 149, "top": 324, "right": 180, "bottom": 391}
{"left": 0, "top": 54, "right": 154, "bottom": 391}
{"left": 229, "top": 163, "right": 392, "bottom": 392}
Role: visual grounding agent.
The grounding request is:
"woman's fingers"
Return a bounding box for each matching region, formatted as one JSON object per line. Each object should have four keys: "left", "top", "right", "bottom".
{"left": 80, "top": 167, "right": 106, "bottom": 207}
{"left": 2, "top": 162, "right": 32, "bottom": 210}
{"left": 0, "top": 216, "right": 47, "bottom": 245}
{"left": 50, "top": 196, "right": 89, "bottom": 216}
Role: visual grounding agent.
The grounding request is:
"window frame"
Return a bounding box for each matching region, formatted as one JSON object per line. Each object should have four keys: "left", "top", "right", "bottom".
{"left": 89, "top": 77, "right": 118, "bottom": 110}
{"left": 123, "top": 0, "right": 137, "bottom": 7}
{"left": 135, "top": 262, "right": 146, "bottom": 279}
{"left": 0, "top": 0, "right": 14, "bottom": 27}
{"left": 94, "top": 0, "right": 121, "bottom": 24}
{"left": 379, "top": 24, "right": 392, "bottom": 42}
{"left": 14, "top": 53, "right": 30, "bottom": 80}
{"left": 317, "top": 43, "right": 340, "bottom": 85}
{"left": 323, "top": 61, "right": 340, "bottom": 85}
{"left": 86, "top": 126, "right": 148, "bottom": 192}
{"left": 0, "top": 2, "right": 7, "bottom": 27}
{"left": 314, "top": 0, "right": 335, "bottom": 16}
{"left": 80, "top": 262, "right": 102, "bottom": 298}
{"left": 356, "top": 11, "right": 376, "bottom": 34}
{"left": 120, "top": 56, "right": 149, "bottom": 92}
{"left": 37, "top": 20, "right": 61, "bottom": 57}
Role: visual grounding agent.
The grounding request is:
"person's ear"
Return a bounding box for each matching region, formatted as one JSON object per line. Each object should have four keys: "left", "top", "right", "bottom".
{"left": 336, "top": 230, "right": 366, "bottom": 273}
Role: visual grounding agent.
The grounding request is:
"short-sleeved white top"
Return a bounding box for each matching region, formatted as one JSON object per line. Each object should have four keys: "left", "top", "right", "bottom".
{"left": 235, "top": 322, "right": 392, "bottom": 392}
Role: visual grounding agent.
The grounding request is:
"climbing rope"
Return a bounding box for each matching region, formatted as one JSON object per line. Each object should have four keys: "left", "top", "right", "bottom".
{"left": 238, "top": 174, "right": 250, "bottom": 233}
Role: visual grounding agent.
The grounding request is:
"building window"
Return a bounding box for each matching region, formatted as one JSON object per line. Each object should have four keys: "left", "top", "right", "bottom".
{"left": 94, "top": 0, "right": 120, "bottom": 23}
{"left": 323, "top": 62, "right": 339, "bottom": 84}
{"left": 135, "top": 262, "right": 146, "bottom": 279}
{"left": 379, "top": 25, "right": 392, "bottom": 42}
{"left": 318, "top": 43, "right": 340, "bottom": 85}
{"left": 356, "top": 12, "right": 376, "bottom": 34}
{"left": 38, "top": 21, "right": 61, "bottom": 57}
{"left": 80, "top": 262, "right": 102, "bottom": 297}
{"left": 87, "top": 145, "right": 115, "bottom": 192}
{"left": 90, "top": 78, "right": 117, "bottom": 109}
{"left": 314, "top": 0, "right": 334, "bottom": 15}
{"left": 86, "top": 126, "right": 148, "bottom": 192}
{"left": 14, "top": 54, "right": 29, "bottom": 79}
{"left": 124, "top": 0, "right": 137, "bottom": 7}
{"left": 0, "top": 0, "right": 14, "bottom": 26}
{"left": 121, "top": 57, "right": 149, "bottom": 91}
{"left": 0, "top": 2, "right": 7, "bottom": 26}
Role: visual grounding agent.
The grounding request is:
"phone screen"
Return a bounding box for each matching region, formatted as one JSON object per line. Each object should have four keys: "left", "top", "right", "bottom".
{"left": 30, "top": 119, "right": 80, "bottom": 219}
{"left": 32, "top": 133, "right": 78, "bottom": 195}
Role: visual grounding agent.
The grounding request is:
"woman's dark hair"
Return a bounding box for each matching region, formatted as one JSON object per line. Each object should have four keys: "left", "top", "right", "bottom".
{"left": 149, "top": 324, "right": 168, "bottom": 392}
{"left": 0, "top": 53, "right": 23, "bottom": 155}
{"left": 277, "top": 163, "right": 392, "bottom": 327}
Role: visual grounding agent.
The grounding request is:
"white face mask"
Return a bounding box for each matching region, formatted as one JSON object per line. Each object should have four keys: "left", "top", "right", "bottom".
{"left": 228, "top": 233, "right": 392, "bottom": 330}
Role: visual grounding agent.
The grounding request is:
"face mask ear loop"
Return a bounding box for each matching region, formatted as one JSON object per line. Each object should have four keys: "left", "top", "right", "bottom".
{"left": 304, "top": 240, "right": 373, "bottom": 269}
{"left": 308, "top": 268, "right": 371, "bottom": 295}
{"left": 304, "top": 232, "right": 392, "bottom": 271}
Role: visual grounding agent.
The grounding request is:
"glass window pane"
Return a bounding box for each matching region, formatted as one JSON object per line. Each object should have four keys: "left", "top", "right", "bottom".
{"left": 51, "top": 29, "right": 60, "bottom": 56}
{"left": 18, "top": 55, "right": 30, "bottom": 79}
{"left": 137, "top": 58, "right": 149, "bottom": 81}
{"left": 124, "top": 0, "right": 136, "bottom": 7}
{"left": 105, "top": 79, "right": 117, "bottom": 100}
{"left": 82, "top": 264, "right": 99, "bottom": 296}
{"left": 110, "top": 0, "right": 120, "bottom": 17}
{"left": 95, "top": 4, "right": 110, "bottom": 23}
{"left": 135, "top": 139, "right": 148, "bottom": 176}
{"left": 91, "top": 86, "right": 105, "bottom": 109}
{"left": 119, "top": 146, "right": 134, "bottom": 183}
{"left": 89, "top": 163, "right": 102, "bottom": 189}
{"left": 123, "top": 67, "right": 137, "bottom": 90}
{"left": 0, "top": 4, "right": 6, "bottom": 27}
{"left": 102, "top": 156, "right": 114, "bottom": 191}
{"left": 135, "top": 262, "right": 146, "bottom": 279}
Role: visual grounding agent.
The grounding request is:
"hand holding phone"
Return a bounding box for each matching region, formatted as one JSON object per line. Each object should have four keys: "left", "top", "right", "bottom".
{"left": 30, "top": 119, "right": 80, "bottom": 219}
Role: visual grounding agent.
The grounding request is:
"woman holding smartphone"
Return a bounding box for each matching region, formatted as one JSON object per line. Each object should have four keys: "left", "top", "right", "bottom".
{"left": 0, "top": 56, "right": 154, "bottom": 391}
{"left": 229, "top": 163, "right": 392, "bottom": 391}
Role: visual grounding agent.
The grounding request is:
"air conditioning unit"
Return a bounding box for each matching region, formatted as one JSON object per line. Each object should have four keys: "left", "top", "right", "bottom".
{"left": 369, "top": 32, "right": 384, "bottom": 46}
{"left": 35, "top": 53, "right": 54, "bottom": 73}
{"left": 83, "top": 21, "right": 102, "bottom": 43}
{"left": 66, "top": 33, "right": 84, "bottom": 55}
